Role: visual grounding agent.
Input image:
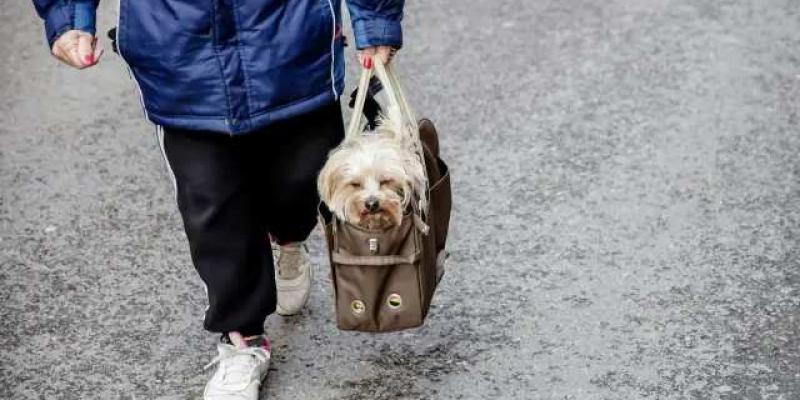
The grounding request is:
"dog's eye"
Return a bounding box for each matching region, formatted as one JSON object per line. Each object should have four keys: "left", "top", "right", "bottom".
{"left": 349, "top": 182, "right": 362, "bottom": 189}
{"left": 380, "top": 179, "right": 393, "bottom": 186}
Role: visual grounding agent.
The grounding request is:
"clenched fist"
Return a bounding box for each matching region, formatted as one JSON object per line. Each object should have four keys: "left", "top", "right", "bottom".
{"left": 51, "top": 30, "right": 104, "bottom": 69}
{"left": 357, "top": 46, "right": 396, "bottom": 69}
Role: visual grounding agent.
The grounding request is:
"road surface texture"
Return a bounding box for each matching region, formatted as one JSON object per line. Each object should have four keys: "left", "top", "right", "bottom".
{"left": 2, "top": 0, "right": 800, "bottom": 399}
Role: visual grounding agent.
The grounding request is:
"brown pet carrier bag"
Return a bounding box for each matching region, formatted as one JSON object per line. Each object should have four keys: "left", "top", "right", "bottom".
{"left": 318, "top": 58, "right": 452, "bottom": 332}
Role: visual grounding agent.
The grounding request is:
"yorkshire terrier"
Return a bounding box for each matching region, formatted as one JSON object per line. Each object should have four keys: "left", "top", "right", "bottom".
{"left": 318, "top": 115, "right": 426, "bottom": 231}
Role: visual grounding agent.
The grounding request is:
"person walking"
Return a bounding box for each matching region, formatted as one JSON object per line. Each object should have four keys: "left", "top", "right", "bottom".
{"left": 31, "top": 0, "right": 403, "bottom": 398}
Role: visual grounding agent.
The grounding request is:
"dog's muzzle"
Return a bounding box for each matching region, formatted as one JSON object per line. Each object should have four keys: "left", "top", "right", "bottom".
{"left": 365, "top": 197, "right": 380, "bottom": 213}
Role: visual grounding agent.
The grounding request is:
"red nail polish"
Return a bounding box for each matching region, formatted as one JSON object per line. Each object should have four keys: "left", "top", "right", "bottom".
{"left": 365, "top": 57, "right": 372, "bottom": 69}
{"left": 84, "top": 55, "right": 94, "bottom": 65}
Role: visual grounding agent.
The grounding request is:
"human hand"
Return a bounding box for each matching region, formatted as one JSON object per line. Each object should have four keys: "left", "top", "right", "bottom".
{"left": 357, "top": 46, "right": 396, "bottom": 69}
{"left": 51, "top": 30, "right": 104, "bottom": 69}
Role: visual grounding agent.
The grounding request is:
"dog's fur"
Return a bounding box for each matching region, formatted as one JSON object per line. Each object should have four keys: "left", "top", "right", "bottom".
{"left": 318, "top": 115, "right": 425, "bottom": 231}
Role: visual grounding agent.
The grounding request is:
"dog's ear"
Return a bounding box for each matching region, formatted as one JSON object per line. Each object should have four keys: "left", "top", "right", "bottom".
{"left": 405, "top": 154, "right": 427, "bottom": 203}
{"left": 400, "top": 179, "right": 413, "bottom": 207}
{"left": 317, "top": 161, "right": 336, "bottom": 204}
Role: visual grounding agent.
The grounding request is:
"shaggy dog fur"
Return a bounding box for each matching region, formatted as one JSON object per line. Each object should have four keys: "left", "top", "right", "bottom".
{"left": 318, "top": 115, "right": 425, "bottom": 231}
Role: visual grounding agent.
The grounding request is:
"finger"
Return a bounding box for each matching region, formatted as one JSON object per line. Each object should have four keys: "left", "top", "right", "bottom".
{"left": 60, "top": 32, "right": 87, "bottom": 68}
{"left": 359, "top": 47, "right": 376, "bottom": 68}
{"left": 51, "top": 43, "right": 66, "bottom": 62}
{"left": 359, "top": 53, "right": 373, "bottom": 69}
{"left": 51, "top": 33, "right": 73, "bottom": 67}
{"left": 54, "top": 40, "right": 84, "bottom": 69}
{"left": 85, "top": 36, "right": 104, "bottom": 66}
{"left": 65, "top": 45, "right": 86, "bottom": 69}
{"left": 77, "top": 33, "right": 94, "bottom": 66}
{"left": 92, "top": 44, "right": 105, "bottom": 64}
{"left": 376, "top": 46, "right": 392, "bottom": 65}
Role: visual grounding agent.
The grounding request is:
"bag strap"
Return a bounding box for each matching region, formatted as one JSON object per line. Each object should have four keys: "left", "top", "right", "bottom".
{"left": 345, "top": 60, "right": 431, "bottom": 216}
{"left": 372, "top": 58, "right": 431, "bottom": 215}
{"left": 332, "top": 252, "right": 420, "bottom": 266}
{"left": 346, "top": 67, "right": 374, "bottom": 139}
{"left": 373, "top": 60, "right": 416, "bottom": 132}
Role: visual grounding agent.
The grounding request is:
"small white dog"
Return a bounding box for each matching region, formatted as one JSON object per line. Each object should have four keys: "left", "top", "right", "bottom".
{"left": 318, "top": 115, "right": 426, "bottom": 231}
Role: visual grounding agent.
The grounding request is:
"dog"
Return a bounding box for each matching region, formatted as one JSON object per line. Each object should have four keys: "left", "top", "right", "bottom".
{"left": 318, "top": 114, "right": 426, "bottom": 231}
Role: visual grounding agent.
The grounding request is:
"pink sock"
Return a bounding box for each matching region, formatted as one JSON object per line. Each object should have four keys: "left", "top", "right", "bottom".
{"left": 227, "top": 331, "right": 271, "bottom": 351}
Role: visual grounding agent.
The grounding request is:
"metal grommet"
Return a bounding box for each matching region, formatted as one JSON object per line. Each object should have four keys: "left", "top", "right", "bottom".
{"left": 387, "top": 293, "right": 402, "bottom": 309}
{"left": 351, "top": 300, "right": 365, "bottom": 315}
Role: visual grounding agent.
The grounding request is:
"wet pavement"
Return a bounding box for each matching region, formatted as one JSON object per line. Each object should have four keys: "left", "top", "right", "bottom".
{"left": 2, "top": 0, "right": 800, "bottom": 399}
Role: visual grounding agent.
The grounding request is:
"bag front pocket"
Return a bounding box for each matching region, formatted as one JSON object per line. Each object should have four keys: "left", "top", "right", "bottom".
{"left": 332, "top": 253, "right": 424, "bottom": 332}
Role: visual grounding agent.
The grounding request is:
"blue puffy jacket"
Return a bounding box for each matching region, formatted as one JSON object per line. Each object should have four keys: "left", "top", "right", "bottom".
{"left": 33, "top": 0, "right": 404, "bottom": 134}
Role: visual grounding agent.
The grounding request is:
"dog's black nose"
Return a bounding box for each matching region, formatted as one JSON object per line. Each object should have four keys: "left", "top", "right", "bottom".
{"left": 365, "top": 197, "right": 380, "bottom": 213}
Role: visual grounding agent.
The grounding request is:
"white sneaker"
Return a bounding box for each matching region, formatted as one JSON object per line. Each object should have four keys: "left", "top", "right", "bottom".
{"left": 272, "top": 243, "right": 313, "bottom": 316}
{"left": 203, "top": 334, "right": 271, "bottom": 400}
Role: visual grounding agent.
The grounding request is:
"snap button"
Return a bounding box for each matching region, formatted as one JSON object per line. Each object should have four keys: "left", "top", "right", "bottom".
{"left": 350, "top": 300, "right": 365, "bottom": 315}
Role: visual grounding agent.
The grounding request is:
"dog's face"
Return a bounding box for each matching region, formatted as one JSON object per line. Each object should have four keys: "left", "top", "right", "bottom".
{"left": 319, "top": 135, "right": 424, "bottom": 231}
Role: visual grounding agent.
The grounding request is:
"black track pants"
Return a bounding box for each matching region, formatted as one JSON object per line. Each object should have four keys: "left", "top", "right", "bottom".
{"left": 160, "top": 102, "right": 344, "bottom": 336}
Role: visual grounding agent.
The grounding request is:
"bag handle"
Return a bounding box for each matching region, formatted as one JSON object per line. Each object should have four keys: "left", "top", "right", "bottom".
{"left": 347, "top": 60, "right": 418, "bottom": 147}
{"left": 373, "top": 58, "right": 430, "bottom": 214}
{"left": 344, "top": 59, "right": 430, "bottom": 215}
{"left": 373, "top": 59, "right": 417, "bottom": 133}
{"left": 346, "top": 66, "right": 374, "bottom": 139}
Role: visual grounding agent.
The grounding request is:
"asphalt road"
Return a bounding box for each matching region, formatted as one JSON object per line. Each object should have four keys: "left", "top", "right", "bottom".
{"left": 3, "top": 0, "right": 800, "bottom": 399}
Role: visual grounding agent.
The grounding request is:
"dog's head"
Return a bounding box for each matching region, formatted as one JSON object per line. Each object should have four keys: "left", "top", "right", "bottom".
{"left": 318, "top": 132, "right": 424, "bottom": 231}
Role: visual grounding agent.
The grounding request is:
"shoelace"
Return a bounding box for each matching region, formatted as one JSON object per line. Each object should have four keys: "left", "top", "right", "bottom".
{"left": 204, "top": 347, "right": 269, "bottom": 388}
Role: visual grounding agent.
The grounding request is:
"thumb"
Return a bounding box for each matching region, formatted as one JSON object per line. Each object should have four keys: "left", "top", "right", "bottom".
{"left": 92, "top": 37, "right": 105, "bottom": 63}
{"left": 76, "top": 33, "right": 95, "bottom": 66}
{"left": 376, "top": 46, "right": 393, "bottom": 65}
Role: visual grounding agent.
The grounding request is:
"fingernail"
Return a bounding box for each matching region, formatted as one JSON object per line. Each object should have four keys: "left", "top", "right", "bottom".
{"left": 365, "top": 57, "right": 372, "bottom": 69}
{"left": 83, "top": 54, "right": 94, "bottom": 65}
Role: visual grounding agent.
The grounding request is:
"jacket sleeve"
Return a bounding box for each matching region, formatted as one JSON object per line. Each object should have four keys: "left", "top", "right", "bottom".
{"left": 32, "top": 0, "right": 98, "bottom": 48}
{"left": 345, "top": 0, "right": 404, "bottom": 49}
